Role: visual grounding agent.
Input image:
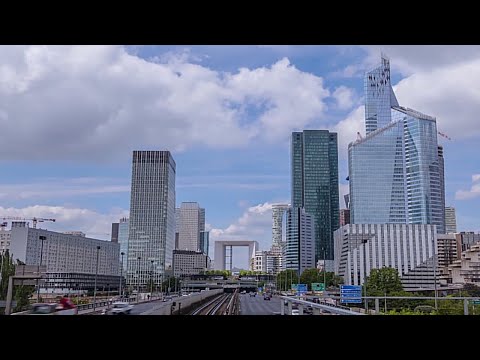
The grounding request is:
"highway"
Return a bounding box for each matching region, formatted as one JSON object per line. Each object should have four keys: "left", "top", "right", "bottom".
{"left": 238, "top": 293, "right": 281, "bottom": 315}
{"left": 130, "top": 299, "right": 171, "bottom": 315}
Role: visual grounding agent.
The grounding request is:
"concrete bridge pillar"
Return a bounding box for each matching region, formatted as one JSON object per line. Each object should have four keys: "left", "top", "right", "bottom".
{"left": 298, "top": 304, "right": 304, "bottom": 315}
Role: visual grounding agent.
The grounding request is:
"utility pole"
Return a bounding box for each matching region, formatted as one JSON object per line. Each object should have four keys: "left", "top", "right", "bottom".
{"left": 362, "top": 239, "right": 368, "bottom": 314}
{"left": 36, "top": 236, "right": 46, "bottom": 302}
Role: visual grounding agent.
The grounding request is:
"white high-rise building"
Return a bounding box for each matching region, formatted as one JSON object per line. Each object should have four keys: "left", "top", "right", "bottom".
{"left": 272, "top": 204, "right": 289, "bottom": 245}
{"left": 334, "top": 223, "right": 439, "bottom": 290}
{"left": 445, "top": 207, "right": 457, "bottom": 234}
{"left": 127, "top": 150, "right": 176, "bottom": 290}
{"left": 176, "top": 202, "right": 205, "bottom": 251}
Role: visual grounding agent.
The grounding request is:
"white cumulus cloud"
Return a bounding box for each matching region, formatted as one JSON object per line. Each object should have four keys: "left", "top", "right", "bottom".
{"left": 209, "top": 202, "right": 278, "bottom": 253}
{"left": 0, "top": 205, "right": 128, "bottom": 240}
{"left": 455, "top": 175, "right": 480, "bottom": 200}
{"left": 332, "top": 86, "right": 356, "bottom": 110}
{"left": 0, "top": 46, "right": 330, "bottom": 162}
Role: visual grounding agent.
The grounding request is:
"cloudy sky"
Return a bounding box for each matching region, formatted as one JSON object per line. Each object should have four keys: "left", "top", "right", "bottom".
{"left": 0, "top": 45, "right": 478, "bottom": 268}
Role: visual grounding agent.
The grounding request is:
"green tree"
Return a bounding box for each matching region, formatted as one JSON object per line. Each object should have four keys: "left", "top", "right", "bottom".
{"left": 365, "top": 267, "right": 403, "bottom": 295}
{"left": 0, "top": 255, "right": 35, "bottom": 313}
{"left": 161, "top": 277, "right": 179, "bottom": 292}
{"left": 14, "top": 284, "right": 35, "bottom": 312}
{"left": 276, "top": 270, "right": 299, "bottom": 291}
{"left": 463, "top": 283, "right": 480, "bottom": 297}
{"left": 0, "top": 250, "right": 15, "bottom": 300}
{"left": 145, "top": 279, "right": 155, "bottom": 293}
{"left": 298, "top": 269, "right": 343, "bottom": 290}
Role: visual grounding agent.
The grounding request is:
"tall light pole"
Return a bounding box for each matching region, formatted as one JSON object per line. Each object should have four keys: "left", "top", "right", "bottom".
{"left": 362, "top": 239, "right": 368, "bottom": 314}
{"left": 36, "top": 236, "right": 46, "bottom": 302}
{"left": 150, "top": 260, "right": 154, "bottom": 295}
{"left": 433, "top": 237, "right": 438, "bottom": 310}
{"left": 119, "top": 252, "right": 125, "bottom": 298}
{"left": 93, "top": 245, "right": 100, "bottom": 311}
{"left": 0, "top": 249, "right": 4, "bottom": 285}
{"left": 137, "top": 256, "right": 141, "bottom": 302}
{"left": 323, "top": 247, "right": 327, "bottom": 295}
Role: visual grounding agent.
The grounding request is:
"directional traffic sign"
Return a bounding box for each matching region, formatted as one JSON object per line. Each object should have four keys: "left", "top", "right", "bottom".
{"left": 472, "top": 300, "right": 480, "bottom": 305}
{"left": 340, "top": 285, "right": 362, "bottom": 304}
{"left": 312, "top": 283, "right": 325, "bottom": 291}
{"left": 297, "top": 284, "right": 308, "bottom": 296}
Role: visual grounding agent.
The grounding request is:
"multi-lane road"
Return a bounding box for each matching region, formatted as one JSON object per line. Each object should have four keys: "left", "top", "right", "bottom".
{"left": 238, "top": 293, "right": 281, "bottom": 315}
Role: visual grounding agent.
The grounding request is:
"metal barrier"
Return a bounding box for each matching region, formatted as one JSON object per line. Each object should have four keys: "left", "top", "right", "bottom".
{"left": 280, "top": 296, "right": 364, "bottom": 315}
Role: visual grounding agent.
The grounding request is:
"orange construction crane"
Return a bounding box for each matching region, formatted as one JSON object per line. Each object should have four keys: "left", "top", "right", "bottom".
{"left": 1, "top": 216, "right": 56, "bottom": 229}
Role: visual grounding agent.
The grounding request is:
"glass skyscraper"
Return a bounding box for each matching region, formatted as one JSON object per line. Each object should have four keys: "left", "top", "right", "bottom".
{"left": 291, "top": 130, "right": 339, "bottom": 264}
{"left": 176, "top": 202, "right": 205, "bottom": 252}
{"left": 127, "top": 150, "right": 176, "bottom": 290}
{"left": 349, "top": 55, "right": 446, "bottom": 233}
{"left": 284, "top": 207, "right": 315, "bottom": 274}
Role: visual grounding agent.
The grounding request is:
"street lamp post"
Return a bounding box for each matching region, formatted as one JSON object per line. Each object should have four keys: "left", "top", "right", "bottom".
{"left": 136, "top": 256, "right": 141, "bottom": 303}
{"left": 323, "top": 248, "right": 327, "bottom": 294}
{"left": 36, "top": 236, "right": 47, "bottom": 302}
{"left": 362, "top": 239, "right": 368, "bottom": 314}
{"left": 93, "top": 245, "right": 100, "bottom": 311}
{"left": 119, "top": 252, "right": 124, "bottom": 298}
{"left": 433, "top": 237, "right": 438, "bottom": 310}
{"left": 150, "top": 260, "right": 154, "bottom": 296}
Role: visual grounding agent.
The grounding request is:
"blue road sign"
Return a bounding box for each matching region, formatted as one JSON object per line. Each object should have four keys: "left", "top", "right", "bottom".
{"left": 340, "top": 285, "right": 362, "bottom": 304}
{"left": 297, "top": 284, "right": 308, "bottom": 296}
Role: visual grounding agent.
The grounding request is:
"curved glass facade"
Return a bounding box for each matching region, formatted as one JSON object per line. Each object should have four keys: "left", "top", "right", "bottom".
{"left": 349, "top": 56, "right": 445, "bottom": 234}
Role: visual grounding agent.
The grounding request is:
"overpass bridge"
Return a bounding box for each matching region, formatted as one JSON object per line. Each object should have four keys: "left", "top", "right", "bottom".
{"left": 181, "top": 280, "right": 261, "bottom": 293}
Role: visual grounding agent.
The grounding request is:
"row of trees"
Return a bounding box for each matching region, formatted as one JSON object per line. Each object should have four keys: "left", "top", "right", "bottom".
{"left": 275, "top": 269, "right": 344, "bottom": 291}
{"left": 201, "top": 270, "right": 232, "bottom": 277}
{"left": 364, "top": 267, "right": 480, "bottom": 314}
{"left": 0, "top": 250, "right": 35, "bottom": 314}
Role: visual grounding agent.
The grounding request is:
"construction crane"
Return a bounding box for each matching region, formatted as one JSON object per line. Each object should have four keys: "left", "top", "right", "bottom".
{"left": 438, "top": 131, "right": 452, "bottom": 141}
{"left": 357, "top": 132, "right": 363, "bottom": 141}
{"left": 1, "top": 216, "right": 56, "bottom": 229}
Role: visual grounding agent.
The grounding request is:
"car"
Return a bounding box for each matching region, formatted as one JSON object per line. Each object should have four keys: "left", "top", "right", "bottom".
{"left": 241, "top": 290, "right": 246, "bottom": 294}
{"left": 24, "top": 303, "right": 77, "bottom": 315}
{"left": 249, "top": 292, "right": 256, "bottom": 297}
{"left": 291, "top": 309, "right": 300, "bottom": 315}
{"left": 103, "top": 302, "right": 134, "bottom": 315}
{"left": 263, "top": 294, "right": 271, "bottom": 300}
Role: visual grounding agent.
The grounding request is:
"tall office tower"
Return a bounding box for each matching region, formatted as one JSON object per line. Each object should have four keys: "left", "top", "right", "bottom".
{"left": 438, "top": 145, "right": 446, "bottom": 233}
{"left": 291, "top": 130, "right": 339, "bottom": 265}
{"left": 339, "top": 209, "right": 350, "bottom": 227}
{"left": 344, "top": 194, "right": 350, "bottom": 209}
{"left": 272, "top": 204, "right": 289, "bottom": 245}
{"left": 349, "top": 55, "right": 446, "bottom": 233}
{"left": 199, "top": 231, "right": 209, "bottom": 255}
{"left": 364, "top": 54, "right": 399, "bottom": 135}
{"left": 111, "top": 223, "right": 119, "bottom": 243}
{"left": 176, "top": 202, "right": 205, "bottom": 251}
{"left": 175, "top": 209, "right": 180, "bottom": 249}
{"left": 284, "top": 207, "right": 315, "bottom": 274}
{"left": 445, "top": 207, "right": 457, "bottom": 234}
{"left": 118, "top": 217, "right": 129, "bottom": 274}
{"left": 127, "top": 150, "right": 176, "bottom": 290}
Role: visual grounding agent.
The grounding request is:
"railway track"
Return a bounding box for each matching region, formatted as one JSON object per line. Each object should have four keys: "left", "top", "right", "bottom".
{"left": 190, "top": 290, "right": 239, "bottom": 315}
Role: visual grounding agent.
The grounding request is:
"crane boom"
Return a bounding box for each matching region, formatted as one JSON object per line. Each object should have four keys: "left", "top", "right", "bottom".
{"left": 1, "top": 216, "right": 56, "bottom": 228}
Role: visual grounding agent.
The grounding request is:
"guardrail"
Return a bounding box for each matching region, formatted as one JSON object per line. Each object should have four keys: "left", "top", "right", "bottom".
{"left": 280, "top": 296, "right": 364, "bottom": 315}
